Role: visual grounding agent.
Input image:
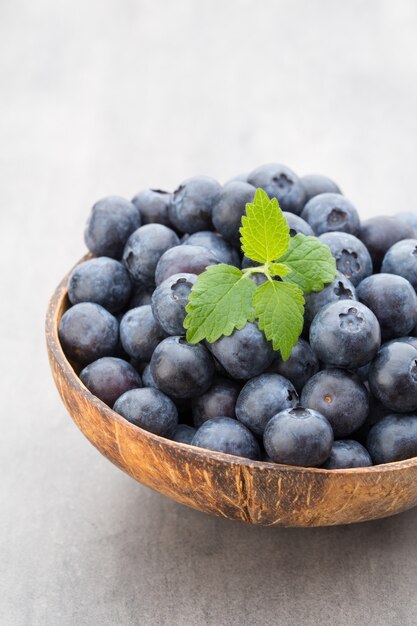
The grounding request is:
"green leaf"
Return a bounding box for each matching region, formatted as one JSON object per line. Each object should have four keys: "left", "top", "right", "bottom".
{"left": 279, "top": 234, "right": 337, "bottom": 294}
{"left": 253, "top": 281, "right": 304, "bottom": 360}
{"left": 240, "top": 188, "right": 290, "bottom": 264}
{"left": 182, "top": 191, "right": 337, "bottom": 354}
{"left": 184, "top": 264, "right": 257, "bottom": 344}
{"left": 268, "top": 262, "right": 289, "bottom": 278}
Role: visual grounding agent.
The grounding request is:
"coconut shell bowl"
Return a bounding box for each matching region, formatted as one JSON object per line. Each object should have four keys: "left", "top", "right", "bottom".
{"left": 45, "top": 259, "right": 417, "bottom": 527}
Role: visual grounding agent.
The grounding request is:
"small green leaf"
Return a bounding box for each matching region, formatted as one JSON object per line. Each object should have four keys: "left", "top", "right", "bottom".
{"left": 253, "top": 281, "right": 304, "bottom": 360}
{"left": 268, "top": 262, "right": 289, "bottom": 277}
{"left": 279, "top": 234, "right": 337, "bottom": 294}
{"left": 240, "top": 188, "right": 290, "bottom": 263}
{"left": 184, "top": 264, "right": 257, "bottom": 344}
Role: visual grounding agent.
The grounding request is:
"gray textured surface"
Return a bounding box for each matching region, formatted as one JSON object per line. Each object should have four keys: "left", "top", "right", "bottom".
{"left": 2, "top": 0, "right": 417, "bottom": 624}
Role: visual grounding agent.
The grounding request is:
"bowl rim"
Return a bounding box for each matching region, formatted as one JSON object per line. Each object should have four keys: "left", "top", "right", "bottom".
{"left": 45, "top": 254, "right": 417, "bottom": 477}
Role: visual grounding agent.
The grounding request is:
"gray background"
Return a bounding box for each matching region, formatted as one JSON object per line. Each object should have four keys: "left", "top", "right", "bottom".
{"left": 2, "top": 0, "right": 417, "bottom": 624}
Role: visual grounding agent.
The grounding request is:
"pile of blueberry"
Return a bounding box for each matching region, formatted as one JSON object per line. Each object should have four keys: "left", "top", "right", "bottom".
{"left": 58, "top": 164, "right": 417, "bottom": 469}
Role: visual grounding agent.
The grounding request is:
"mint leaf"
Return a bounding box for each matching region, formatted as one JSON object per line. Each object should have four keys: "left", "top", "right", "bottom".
{"left": 279, "top": 234, "right": 337, "bottom": 294}
{"left": 182, "top": 190, "right": 337, "bottom": 354}
{"left": 253, "top": 281, "right": 304, "bottom": 360}
{"left": 184, "top": 264, "right": 256, "bottom": 344}
{"left": 268, "top": 262, "right": 289, "bottom": 278}
{"left": 240, "top": 188, "right": 290, "bottom": 263}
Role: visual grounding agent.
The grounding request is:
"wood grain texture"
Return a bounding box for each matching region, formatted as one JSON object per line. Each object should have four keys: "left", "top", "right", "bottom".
{"left": 45, "top": 257, "right": 417, "bottom": 527}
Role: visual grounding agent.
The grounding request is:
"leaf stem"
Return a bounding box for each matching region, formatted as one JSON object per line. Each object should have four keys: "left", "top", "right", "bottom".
{"left": 241, "top": 264, "right": 268, "bottom": 276}
{"left": 241, "top": 263, "right": 275, "bottom": 283}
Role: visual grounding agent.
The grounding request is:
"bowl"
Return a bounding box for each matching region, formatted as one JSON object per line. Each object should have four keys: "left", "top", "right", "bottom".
{"left": 45, "top": 256, "right": 417, "bottom": 527}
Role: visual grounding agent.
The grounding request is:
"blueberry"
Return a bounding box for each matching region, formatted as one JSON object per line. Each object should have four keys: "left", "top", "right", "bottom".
{"left": 263, "top": 407, "right": 333, "bottom": 467}
{"left": 301, "top": 193, "right": 360, "bottom": 236}
{"left": 169, "top": 176, "right": 222, "bottom": 234}
{"left": 351, "top": 396, "right": 391, "bottom": 445}
{"left": 267, "top": 338, "right": 320, "bottom": 392}
{"left": 191, "top": 417, "right": 260, "bottom": 460}
{"left": 123, "top": 224, "right": 180, "bottom": 286}
{"left": 131, "top": 189, "right": 172, "bottom": 227}
{"left": 369, "top": 342, "right": 417, "bottom": 412}
{"left": 319, "top": 232, "right": 373, "bottom": 286}
{"left": 241, "top": 255, "right": 258, "bottom": 270}
{"left": 155, "top": 245, "right": 219, "bottom": 286}
{"left": 80, "top": 357, "right": 142, "bottom": 407}
{"left": 151, "top": 273, "right": 197, "bottom": 336}
{"left": 192, "top": 378, "right": 240, "bottom": 427}
{"left": 310, "top": 300, "right": 381, "bottom": 369}
{"left": 248, "top": 273, "right": 269, "bottom": 287}
{"left": 182, "top": 231, "right": 240, "bottom": 266}
{"left": 150, "top": 336, "right": 215, "bottom": 399}
{"left": 282, "top": 212, "right": 314, "bottom": 237}
{"left": 381, "top": 239, "right": 417, "bottom": 290}
{"left": 357, "top": 274, "right": 417, "bottom": 340}
{"left": 300, "top": 368, "right": 369, "bottom": 437}
{"left": 113, "top": 335, "right": 130, "bottom": 361}
{"left": 247, "top": 163, "right": 306, "bottom": 215}
{"left": 211, "top": 355, "right": 229, "bottom": 378}
{"left": 212, "top": 181, "right": 255, "bottom": 247}
{"left": 385, "top": 336, "right": 417, "bottom": 351}
{"left": 300, "top": 174, "right": 342, "bottom": 201}
{"left": 172, "top": 396, "right": 193, "bottom": 423}
{"left": 68, "top": 257, "right": 132, "bottom": 314}
{"left": 207, "top": 322, "right": 274, "bottom": 380}
{"left": 359, "top": 216, "right": 415, "bottom": 271}
{"left": 236, "top": 374, "right": 299, "bottom": 437}
{"left": 59, "top": 303, "right": 119, "bottom": 364}
{"left": 172, "top": 424, "right": 196, "bottom": 444}
{"left": 322, "top": 440, "right": 372, "bottom": 469}
{"left": 113, "top": 387, "right": 178, "bottom": 437}
{"left": 129, "top": 358, "right": 148, "bottom": 374}
{"left": 367, "top": 414, "right": 417, "bottom": 464}
{"left": 84, "top": 196, "right": 141, "bottom": 259}
{"left": 120, "top": 305, "right": 166, "bottom": 361}
{"left": 142, "top": 363, "right": 157, "bottom": 388}
{"left": 355, "top": 362, "right": 371, "bottom": 383}
{"left": 398, "top": 212, "right": 417, "bottom": 236}
{"left": 304, "top": 274, "right": 357, "bottom": 328}
{"left": 128, "top": 284, "right": 153, "bottom": 308}
{"left": 260, "top": 448, "right": 274, "bottom": 463}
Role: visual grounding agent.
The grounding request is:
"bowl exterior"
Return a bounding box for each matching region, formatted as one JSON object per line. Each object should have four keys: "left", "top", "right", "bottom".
{"left": 46, "top": 259, "right": 417, "bottom": 527}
